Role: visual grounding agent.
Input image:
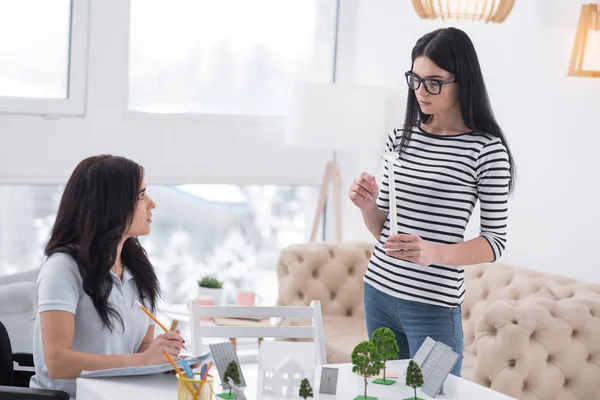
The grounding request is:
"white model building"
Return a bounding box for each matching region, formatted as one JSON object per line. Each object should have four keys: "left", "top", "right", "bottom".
{"left": 258, "top": 341, "right": 316, "bottom": 398}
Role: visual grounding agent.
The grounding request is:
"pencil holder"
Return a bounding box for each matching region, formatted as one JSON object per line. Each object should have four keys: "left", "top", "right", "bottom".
{"left": 177, "top": 373, "right": 214, "bottom": 400}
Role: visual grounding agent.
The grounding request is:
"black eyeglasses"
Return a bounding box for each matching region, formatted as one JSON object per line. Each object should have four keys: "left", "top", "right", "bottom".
{"left": 405, "top": 71, "right": 457, "bottom": 95}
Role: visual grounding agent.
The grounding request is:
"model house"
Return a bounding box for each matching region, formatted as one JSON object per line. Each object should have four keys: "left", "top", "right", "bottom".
{"left": 258, "top": 342, "right": 316, "bottom": 398}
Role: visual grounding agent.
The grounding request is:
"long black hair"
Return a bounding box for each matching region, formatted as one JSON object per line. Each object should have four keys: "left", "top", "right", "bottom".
{"left": 45, "top": 155, "right": 160, "bottom": 332}
{"left": 401, "top": 27, "right": 516, "bottom": 192}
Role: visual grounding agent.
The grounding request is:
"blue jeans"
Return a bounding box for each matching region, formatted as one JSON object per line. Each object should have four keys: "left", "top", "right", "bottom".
{"left": 364, "top": 282, "right": 464, "bottom": 376}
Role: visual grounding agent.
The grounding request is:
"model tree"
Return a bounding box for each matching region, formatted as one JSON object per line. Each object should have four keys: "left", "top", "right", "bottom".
{"left": 220, "top": 361, "right": 241, "bottom": 399}
{"left": 370, "top": 327, "right": 399, "bottom": 385}
{"left": 351, "top": 341, "right": 384, "bottom": 400}
{"left": 404, "top": 360, "right": 424, "bottom": 400}
{"left": 299, "top": 378, "right": 313, "bottom": 399}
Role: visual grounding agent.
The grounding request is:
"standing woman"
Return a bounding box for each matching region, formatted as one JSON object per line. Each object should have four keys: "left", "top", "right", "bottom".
{"left": 30, "top": 155, "right": 184, "bottom": 398}
{"left": 348, "top": 27, "right": 515, "bottom": 376}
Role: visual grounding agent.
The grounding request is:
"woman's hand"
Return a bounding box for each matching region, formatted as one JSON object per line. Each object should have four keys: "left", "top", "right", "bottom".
{"left": 383, "top": 234, "right": 441, "bottom": 266}
{"left": 141, "top": 330, "right": 184, "bottom": 366}
{"left": 348, "top": 173, "right": 379, "bottom": 210}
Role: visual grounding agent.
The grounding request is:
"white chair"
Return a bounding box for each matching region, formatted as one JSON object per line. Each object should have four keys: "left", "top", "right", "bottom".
{"left": 188, "top": 300, "right": 327, "bottom": 365}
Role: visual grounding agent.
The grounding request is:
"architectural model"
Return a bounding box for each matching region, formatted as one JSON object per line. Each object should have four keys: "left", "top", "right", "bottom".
{"left": 209, "top": 341, "right": 247, "bottom": 390}
{"left": 404, "top": 337, "right": 459, "bottom": 398}
{"left": 227, "top": 378, "right": 248, "bottom": 400}
{"left": 258, "top": 341, "right": 316, "bottom": 398}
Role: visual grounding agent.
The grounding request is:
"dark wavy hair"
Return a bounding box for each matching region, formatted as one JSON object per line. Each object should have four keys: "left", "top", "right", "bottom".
{"left": 401, "top": 27, "right": 516, "bottom": 192}
{"left": 45, "top": 155, "right": 160, "bottom": 332}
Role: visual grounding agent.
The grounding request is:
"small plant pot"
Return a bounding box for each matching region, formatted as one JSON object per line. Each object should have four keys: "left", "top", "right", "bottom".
{"left": 197, "top": 287, "right": 224, "bottom": 305}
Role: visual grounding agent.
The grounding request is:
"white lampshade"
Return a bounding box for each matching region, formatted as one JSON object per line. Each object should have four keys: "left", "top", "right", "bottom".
{"left": 285, "top": 81, "right": 405, "bottom": 152}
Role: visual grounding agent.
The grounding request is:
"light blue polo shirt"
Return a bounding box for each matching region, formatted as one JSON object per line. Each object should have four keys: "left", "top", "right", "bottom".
{"left": 30, "top": 253, "right": 155, "bottom": 399}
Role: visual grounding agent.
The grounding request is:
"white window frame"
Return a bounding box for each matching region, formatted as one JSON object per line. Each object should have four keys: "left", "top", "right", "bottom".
{"left": 0, "top": 0, "right": 90, "bottom": 116}
{"left": 0, "top": 0, "right": 337, "bottom": 189}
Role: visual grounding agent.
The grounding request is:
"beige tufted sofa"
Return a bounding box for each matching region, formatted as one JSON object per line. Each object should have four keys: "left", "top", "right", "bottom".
{"left": 276, "top": 242, "right": 372, "bottom": 363}
{"left": 473, "top": 297, "right": 600, "bottom": 400}
{"left": 276, "top": 242, "right": 600, "bottom": 399}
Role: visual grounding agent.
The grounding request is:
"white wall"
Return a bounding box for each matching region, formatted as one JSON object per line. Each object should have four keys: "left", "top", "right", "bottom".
{"left": 0, "top": 0, "right": 331, "bottom": 184}
{"left": 337, "top": 0, "right": 600, "bottom": 283}
{"left": 0, "top": 0, "right": 598, "bottom": 283}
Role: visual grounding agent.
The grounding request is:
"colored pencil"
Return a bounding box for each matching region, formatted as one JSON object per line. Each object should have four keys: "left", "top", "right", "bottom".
{"left": 164, "top": 352, "right": 196, "bottom": 397}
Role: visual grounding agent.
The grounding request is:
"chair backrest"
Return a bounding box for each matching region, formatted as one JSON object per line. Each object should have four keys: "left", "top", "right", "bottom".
{"left": 188, "top": 300, "right": 327, "bottom": 365}
{"left": 0, "top": 320, "right": 15, "bottom": 386}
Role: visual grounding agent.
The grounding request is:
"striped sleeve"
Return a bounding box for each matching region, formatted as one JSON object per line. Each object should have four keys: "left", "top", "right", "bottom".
{"left": 476, "top": 137, "right": 510, "bottom": 261}
{"left": 375, "top": 128, "right": 399, "bottom": 213}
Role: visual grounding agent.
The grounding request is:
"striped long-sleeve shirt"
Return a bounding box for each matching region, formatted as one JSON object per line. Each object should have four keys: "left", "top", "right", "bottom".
{"left": 364, "top": 125, "right": 510, "bottom": 307}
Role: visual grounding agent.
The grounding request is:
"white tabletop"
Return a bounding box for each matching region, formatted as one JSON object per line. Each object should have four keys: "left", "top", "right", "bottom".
{"left": 76, "top": 360, "right": 515, "bottom": 400}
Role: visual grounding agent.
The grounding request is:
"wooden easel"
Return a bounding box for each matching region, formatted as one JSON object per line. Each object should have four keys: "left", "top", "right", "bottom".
{"left": 309, "top": 161, "right": 342, "bottom": 242}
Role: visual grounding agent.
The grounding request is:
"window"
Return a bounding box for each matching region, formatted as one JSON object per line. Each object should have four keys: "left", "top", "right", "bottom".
{"left": 0, "top": 0, "right": 89, "bottom": 115}
{"left": 281, "top": 373, "right": 289, "bottom": 380}
{"left": 0, "top": 184, "right": 318, "bottom": 307}
{"left": 293, "top": 373, "right": 302, "bottom": 380}
{"left": 129, "top": 0, "right": 337, "bottom": 115}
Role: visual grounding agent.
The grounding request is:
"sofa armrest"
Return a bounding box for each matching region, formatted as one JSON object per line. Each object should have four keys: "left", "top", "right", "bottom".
{"left": 0, "top": 386, "right": 69, "bottom": 400}
{"left": 472, "top": 297, "right": 600, "bottom": 400}
{"left": 0, "top": 282, "right": 36, "bottom": 315}
{"left": 0, "top": 269, "right": 39, "bottom": 287}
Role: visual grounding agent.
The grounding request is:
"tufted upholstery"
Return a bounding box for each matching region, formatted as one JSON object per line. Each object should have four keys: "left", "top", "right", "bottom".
{"left": 462, "top": 262, "right": 600, "bottom": 382}
{"left": 276, "top": 242, "right": 600, "bottom": 399}
{"left": 276, "top": 242, "right": 372, "bottom": 362}
{"left": 276, "top": 241, "right": 373, "bottom": 318}
{"left": 473, "top": 297, "right": 600, "bottom": 400}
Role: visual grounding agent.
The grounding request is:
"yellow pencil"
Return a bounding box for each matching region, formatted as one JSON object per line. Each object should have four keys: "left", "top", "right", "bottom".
{"left": 135, "top": 301, "right": 187, "bottom": 350}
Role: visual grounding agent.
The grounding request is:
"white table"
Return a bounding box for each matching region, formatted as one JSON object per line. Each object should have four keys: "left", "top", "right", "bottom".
{"left": 76, "top": 360, "right": 515, "bottom": 400}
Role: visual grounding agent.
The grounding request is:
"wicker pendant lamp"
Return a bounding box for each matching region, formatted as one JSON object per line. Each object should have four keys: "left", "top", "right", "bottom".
{"left": 412, "top": 0, "right": 515, "bottom": 23}
{"left": 569, "top": 3, "right": 600, "bottom": 77}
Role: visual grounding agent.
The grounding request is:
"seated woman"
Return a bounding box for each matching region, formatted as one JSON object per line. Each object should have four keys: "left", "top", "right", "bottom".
{"left": 30, "top": 155, "right": 184, "bottom": 398}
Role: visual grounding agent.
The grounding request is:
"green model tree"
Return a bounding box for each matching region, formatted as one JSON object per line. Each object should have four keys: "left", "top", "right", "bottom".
{"left": 404, "top": 360, "right": 425, "bottom": 400}
{"left": 351, "top": 341, "right": 384, "bottom": 400}
{"left": 219, "top": 361, "right": 241, "bottom": 399}
{"left": 370, "top": 327, "right": 399, "bottom": 385}
{"left": 299, "top": 378, "right": 313, "bottom": 399}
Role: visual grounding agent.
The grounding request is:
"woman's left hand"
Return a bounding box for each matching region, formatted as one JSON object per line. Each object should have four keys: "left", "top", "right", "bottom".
{"left": 383, "top": 234, "right": 441, "bottom": 266}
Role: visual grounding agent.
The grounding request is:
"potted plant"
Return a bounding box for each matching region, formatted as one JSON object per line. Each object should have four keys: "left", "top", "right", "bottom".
{"left": 371, "top": 327, "right": 399, "bottom": 385}
{"left": 197, "top": 275, "right": 224, "bottom": 304}
{"left": 404, "top": 360, "right": 424, "bottom": 400}
{"left": 351, "top": 340, "right": 384, "bottom": 400}
{"left": 218, "top": 360, "right": 241, "bottom": 399}
{"left": 299, "top": 378, "right": 313, "bottom": 399}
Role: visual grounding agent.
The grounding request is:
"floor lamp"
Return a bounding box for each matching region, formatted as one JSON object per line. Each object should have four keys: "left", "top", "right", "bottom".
{"left": 285, "top": 82, "right": 402, "bottom": 242}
